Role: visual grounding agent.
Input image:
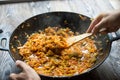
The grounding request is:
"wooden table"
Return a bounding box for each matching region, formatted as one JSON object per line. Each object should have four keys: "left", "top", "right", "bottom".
{"left": 0, "top": 0, "right": 120, "bottom": 80}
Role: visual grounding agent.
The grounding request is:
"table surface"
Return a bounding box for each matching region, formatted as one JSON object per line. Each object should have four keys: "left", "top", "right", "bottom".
{"left": 0, "top": 0, "right": 120, "bottom": 80}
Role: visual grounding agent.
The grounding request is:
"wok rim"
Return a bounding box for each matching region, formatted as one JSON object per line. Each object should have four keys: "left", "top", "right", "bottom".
{"left": 8, "top": 11, "right": 111, "bottom": 78}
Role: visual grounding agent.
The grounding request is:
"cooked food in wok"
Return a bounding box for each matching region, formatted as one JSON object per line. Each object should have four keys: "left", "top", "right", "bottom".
{"left": 18, "top": 27, "right": 98, "bottom": 77}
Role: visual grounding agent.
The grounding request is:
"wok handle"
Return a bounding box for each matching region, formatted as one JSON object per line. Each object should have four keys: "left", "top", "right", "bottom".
{"left": 0, "top": 29, "right": 10, "bottom": 51}
{"left": 108, "top": 31, "right": 120, "bottom": 41}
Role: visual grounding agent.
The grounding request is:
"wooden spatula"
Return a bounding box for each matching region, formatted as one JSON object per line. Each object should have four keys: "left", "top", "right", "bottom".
{"left": 66, "top": 33, "right": 92, "bottom": 47}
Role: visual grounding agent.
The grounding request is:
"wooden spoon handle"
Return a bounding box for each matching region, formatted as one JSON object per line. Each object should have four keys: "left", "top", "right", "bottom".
{"left": 67, "top": 33, "right": 92, "bottom": 46}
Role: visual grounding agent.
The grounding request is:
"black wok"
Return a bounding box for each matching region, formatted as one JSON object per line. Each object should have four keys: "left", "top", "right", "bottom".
{"left": 0, "top": 12, "right": 119, "bottom": 80}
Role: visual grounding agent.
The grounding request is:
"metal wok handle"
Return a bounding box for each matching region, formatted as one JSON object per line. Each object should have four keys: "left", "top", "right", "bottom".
{"left": 0, "top": 29, "right": 10, "bottom": 51}
{"left": 108, "top": 31, "right": 120, "bottom": 42}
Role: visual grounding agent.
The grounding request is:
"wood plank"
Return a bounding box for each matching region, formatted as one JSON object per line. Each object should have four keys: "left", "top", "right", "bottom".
{"left": 0, "top": 0, "right": 120, "bottom": 80}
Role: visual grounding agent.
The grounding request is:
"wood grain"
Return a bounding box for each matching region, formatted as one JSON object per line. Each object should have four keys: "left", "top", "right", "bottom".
{"left": 0, "top": 0, "right": 120, "bottom": 80}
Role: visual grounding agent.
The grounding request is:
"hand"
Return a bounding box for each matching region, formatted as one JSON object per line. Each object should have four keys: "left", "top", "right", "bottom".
{"left": 87, "top": 10, "right": 120, "bottom": 34}
{"left": 9, "top": 60, "right": 41, "bottom": 80}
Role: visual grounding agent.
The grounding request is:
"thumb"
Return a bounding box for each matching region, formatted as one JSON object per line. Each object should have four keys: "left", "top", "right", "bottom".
{"left": 15, "top": 60, "right": 31, "bottom": 71}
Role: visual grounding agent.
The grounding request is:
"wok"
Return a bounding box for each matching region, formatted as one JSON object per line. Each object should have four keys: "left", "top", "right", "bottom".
{"left": 0, "top": 12, "right": 119, "bottom": 80}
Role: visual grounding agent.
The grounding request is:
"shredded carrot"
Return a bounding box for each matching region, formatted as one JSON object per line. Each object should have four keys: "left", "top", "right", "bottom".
{"left": 18, "top": 27, "right": 98, "bottom": 77}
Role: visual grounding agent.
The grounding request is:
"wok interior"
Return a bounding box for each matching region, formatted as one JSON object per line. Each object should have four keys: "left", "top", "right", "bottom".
{"left": 9, "top": 12, "right": 111, "bottom": 77}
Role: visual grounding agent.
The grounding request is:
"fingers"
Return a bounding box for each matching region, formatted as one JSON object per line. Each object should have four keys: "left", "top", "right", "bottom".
{"left": 15, "top": 60, "right": 31, "bottom": 71}
{"left": 10, "top": 73, "right": 26, "bottom": 80}
{"left": 91, "top": 18, "right": 108, "bottom": 34}
{"left": 87, "top": 14, "right": 104, "bottom": 33}
{"left": 10, "top": 60, "right": 41, "bottom": 80}
{"left": 99, "top": 28, "right": 107, "bottom": 34}
{"left": 87, "top": 11, "right": 120, "bottom": 34}
{"left": 9, "top": 73, "right": 18, "bottom": 80}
